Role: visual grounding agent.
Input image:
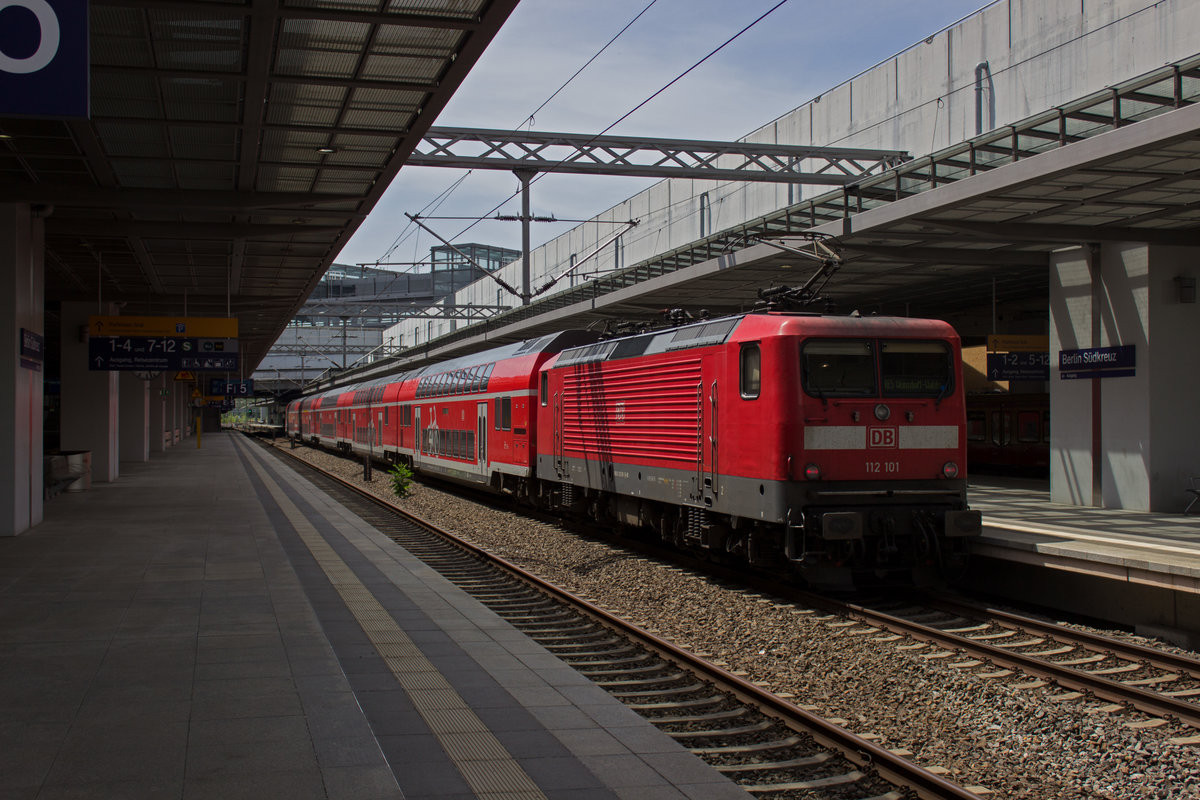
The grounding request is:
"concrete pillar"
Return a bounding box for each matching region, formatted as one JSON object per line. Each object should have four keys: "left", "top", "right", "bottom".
{"left": 174, "top": 381, "right": 187, "bottom": 443}
{"left": 0, "top": 204, "right": 45, "bottom": 536}
{"left": 61, "top": 301, "right": 120, "bottom": 483}
{"left": 1049, "top": 243, "right": 1200, "bottom": 511}
{"left": 167, "top": 379, "right": 178, "bottom": 447}
{"left": 149, "top": 374, "right": 167, "bottom": 453}
{"left": 119, "top": 372, "right": 150, "bottom": 463}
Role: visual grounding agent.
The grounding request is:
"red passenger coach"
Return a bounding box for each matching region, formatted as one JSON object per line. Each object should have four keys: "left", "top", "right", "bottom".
{"left": 537, "top": 312, "right": 981, "bottom": 587}
{"left": 287, "top": 331, "right": 599, "bottom": 490}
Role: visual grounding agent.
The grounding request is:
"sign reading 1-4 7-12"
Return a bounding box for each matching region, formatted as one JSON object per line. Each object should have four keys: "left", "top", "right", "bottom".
{"left": 87, "top": 315, "right": 240, "bottom": 372}
{"left": 89, "top": 335, "right": 239, "bottom": 372}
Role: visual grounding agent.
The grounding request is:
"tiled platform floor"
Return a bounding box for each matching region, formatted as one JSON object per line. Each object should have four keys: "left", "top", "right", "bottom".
{"left": 0, "top": 432, "right": 751, "bottom": 800}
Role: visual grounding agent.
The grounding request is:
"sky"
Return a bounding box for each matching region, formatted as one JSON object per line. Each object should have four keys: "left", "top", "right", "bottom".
{"left": 333, "top": 0, "right": 991, "bottom": 271}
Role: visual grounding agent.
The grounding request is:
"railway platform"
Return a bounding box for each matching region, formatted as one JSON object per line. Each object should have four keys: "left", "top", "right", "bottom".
{"left": 964, "top": 476, "right": 1200, "bottom": 646}
{"left": 0, "top": 432, "right": 750, "bottom": 800}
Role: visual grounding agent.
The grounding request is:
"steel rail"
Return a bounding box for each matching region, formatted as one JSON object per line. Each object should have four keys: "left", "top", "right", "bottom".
{"left": 925, "top": 594, "right": 1200, "bottom": 679}
{"left": 260, "top": 437, "right": 983, "bottom": 800}
{"left": 821, "top": 596, "right": 1200, "bottom": 729}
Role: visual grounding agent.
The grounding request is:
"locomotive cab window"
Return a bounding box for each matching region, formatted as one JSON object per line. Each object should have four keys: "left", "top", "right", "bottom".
{"left": 540, "top": 372, "right": 548, "bottom": 406}
{"left": 801, "top": 340, "right": 875, "bottom": 397}
{"left": 880, "top": 340, "right": 953, "bottom": 397}
{"left": 740, "top": 343, "right": 761, "bottom": 399}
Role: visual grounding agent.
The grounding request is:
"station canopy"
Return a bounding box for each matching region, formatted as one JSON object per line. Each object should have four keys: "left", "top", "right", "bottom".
{"left": 0, "top": 0, "right": 518, "bottom": 370}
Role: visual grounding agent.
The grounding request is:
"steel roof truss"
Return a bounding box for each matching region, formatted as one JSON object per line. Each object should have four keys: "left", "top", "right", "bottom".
{"left": 410, "top": 127, "right": 909, "bottom": 185}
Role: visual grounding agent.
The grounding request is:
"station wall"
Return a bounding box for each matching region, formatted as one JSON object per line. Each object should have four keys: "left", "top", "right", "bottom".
{"left": 1050, "top": 243, "right": 1200, "bottom": 512}
{"left": 386, "top": 0, "right": 1200, "bottom": 349}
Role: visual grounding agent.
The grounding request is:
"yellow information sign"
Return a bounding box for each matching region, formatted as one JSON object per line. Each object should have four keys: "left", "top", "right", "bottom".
{"left": 88, "top": 315, "right": 238, "bottom": 338}
{"left": 987, "top": 334, "right": 1049, "bottom": 352}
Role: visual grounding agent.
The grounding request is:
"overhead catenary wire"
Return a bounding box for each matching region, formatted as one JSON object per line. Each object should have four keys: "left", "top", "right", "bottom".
{"left": 376, "top": 171, "right": 472, "bottom": 266}
{"left": 516, "top": 0, "right": 660, "bottom": 131}
{"left": 368, "top": 1, "right": 662, "bottom": 265}
{"left": 373, "top": 0, "right": 795, "bottom": 324}
{"left": 438, "top": 0, "right": 794, "bottom": 244}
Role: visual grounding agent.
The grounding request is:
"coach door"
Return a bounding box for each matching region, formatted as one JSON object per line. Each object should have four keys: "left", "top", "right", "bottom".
{"left": 476, "top": 402, "right": 488, "bottom": 475}
{"left": 554, "top": 392, "right": 565, "bottom": 476}
{"left": 694, "top": 383, "right": 705, "bottom": 503}
{"left": 705, "top": 380, "right": 718, "bottom": 506}
{"left": 413, "top": 407, "right": 422, "bottom": 469}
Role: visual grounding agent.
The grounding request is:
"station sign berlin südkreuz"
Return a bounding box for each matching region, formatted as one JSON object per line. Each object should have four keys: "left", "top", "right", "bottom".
{"left": 0, "top": 0, "right": 89, "bottom": 118}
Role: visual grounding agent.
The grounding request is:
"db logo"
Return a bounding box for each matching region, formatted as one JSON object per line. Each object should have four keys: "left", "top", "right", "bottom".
{"left": 868, "top": 427, "right": 897, "bottom": 448}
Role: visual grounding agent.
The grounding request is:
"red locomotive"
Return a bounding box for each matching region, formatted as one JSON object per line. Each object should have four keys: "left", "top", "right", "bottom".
{"left": 286, "top": 313, "right": 980, "bottom": 587}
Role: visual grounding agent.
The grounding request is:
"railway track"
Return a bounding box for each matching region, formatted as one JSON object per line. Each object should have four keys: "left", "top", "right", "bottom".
{"left": 823, "top": 593, "right": 1200, "bottom": 737}
{"left": 259, "top": 438, "right": 988, "bottom": 800}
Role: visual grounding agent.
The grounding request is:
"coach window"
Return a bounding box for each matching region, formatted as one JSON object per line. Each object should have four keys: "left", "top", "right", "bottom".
{"left": 495, "top": 397, "right": 512, "bottom": 431}
{"left": 966, "top": 411, "right": 986, "bottom": 441}
{"left": 540, "top": 372, "right": 548, "bottom": 406}
{"left": 1017, "top": 411, "right": 1040, "bottom": 443}
{"left": 740, "top": 344, "right": 761, "bottom": 399}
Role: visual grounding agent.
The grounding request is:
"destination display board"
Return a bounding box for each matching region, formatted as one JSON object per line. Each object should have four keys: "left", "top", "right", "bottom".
{"left": 88, "top": 336, "right": 238, "bottom": 372}
{"left": 986, "top": 351, "right": 1050, "bottom": 381}
{"left": 1059, "top": 345, "right": 1136, "bottom": 380}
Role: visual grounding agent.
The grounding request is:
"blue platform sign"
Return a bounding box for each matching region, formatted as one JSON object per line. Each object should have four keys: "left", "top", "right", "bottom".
{"left": 88, "top": 336, "right": 239, "bottom": 372}
{"left": 0, "top": 0, "right": 90, "bottom": 118}
{"left": 1059, "top": 345, "right": 1136, "bottom": 380}
{"left": 209, "top": 378, "right": 254, "bottom": 397}
{"left": 986, "top": 351, "right": 1050, "bottom": 381}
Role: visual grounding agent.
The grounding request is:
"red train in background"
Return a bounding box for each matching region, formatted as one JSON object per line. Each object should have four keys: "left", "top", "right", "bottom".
{"left": 287, "top": 312, "right": 981, "bottom": 588}
{"left": 966, "top": 393, "right": 1050, "bottom": 475}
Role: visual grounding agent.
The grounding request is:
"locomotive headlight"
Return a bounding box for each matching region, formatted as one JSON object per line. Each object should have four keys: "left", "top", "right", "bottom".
{"left": 942, "top": 461, "right": 960, "bottom": 479}
{"left": 874, "top": 403, "right": 891, "bottom": 421}
{"left": 804, "top": 463, "right": 822, "bottom": 481}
